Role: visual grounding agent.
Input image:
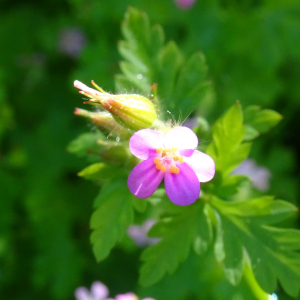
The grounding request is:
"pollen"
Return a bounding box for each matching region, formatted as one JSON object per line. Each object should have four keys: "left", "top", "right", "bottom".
{"left": 155, "top": 162, "right": 162, "bottom": 170}
{"left": 171, "top": 147, "right": 178, "bottom": 153}
{"left": 154, "top": 147, "right": 183, "bottom": 175}
{"left": 169, "top": 166, "right": 180, "bottom": 174}
{"left": 161, "top": 166, "right": 167, "bottom": 172}
{"left": 154, "top": 157, "right": 160, "bottom": 164}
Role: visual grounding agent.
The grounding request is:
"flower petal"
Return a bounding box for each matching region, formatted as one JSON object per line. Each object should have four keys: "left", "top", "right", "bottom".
{"left": 115, "top": 293, "right": 138, "bottom": 300}
{"left": 179, "top": 149, "right": 194, "bottom": 157}
{"left": 164, "top": 163, "right": 200, "bottom": 206}
{"left": 185, "top": 150, "right": 215, "bottom": 182}
{"left": 164, "top": 126, "right": 198, "bottom": 150}
{"left": 129, "top": 129, "right": 164, "bottom": 160}
{"left": 91, "top": 281, "right": 109, "bottom": 299}
{"left": 74, "top": 287, "right": 90, "bottom": 300}
{"left": 127, "top": 158, "right": 164, "bottom": 198}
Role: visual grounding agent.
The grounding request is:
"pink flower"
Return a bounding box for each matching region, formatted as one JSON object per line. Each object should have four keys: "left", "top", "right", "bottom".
{"left": 75, "top": 281, "right": 109, "bottom": 300}
{"left": 107, "top": 293, "right": 154, "bottom": 300}
{"left": 127, "top": 219, "right": 160, "bottom": 247}
{"left": 231, "top": 159, "right": 271, "bottom": 191}
{"left": 175, "top": 0, "right": 196, "bottom": 9}
{"left": 127, "top": 127, "right": 215, "bottom": 206}
{"left": 59, "top": 27, "right": 86, "bottom": 58}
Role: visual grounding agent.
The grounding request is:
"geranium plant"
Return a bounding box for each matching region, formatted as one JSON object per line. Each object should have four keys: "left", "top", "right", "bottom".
{"left": 69, "top": 7, "right": 300, "bottom": 300}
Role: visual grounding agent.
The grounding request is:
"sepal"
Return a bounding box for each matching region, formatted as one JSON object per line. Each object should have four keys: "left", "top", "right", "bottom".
{"left": 74, "top": 80, "right": 158, "bottom": 131}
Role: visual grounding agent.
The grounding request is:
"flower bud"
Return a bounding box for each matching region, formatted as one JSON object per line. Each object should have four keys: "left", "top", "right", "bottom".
{"left": 74, "top": 108, "right": 131, "bottom": 138}
{"left": 74, "top": 80, "right": 158, "bottom": 131}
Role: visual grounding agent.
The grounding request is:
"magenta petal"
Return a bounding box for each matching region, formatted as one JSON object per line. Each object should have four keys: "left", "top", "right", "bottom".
{"left": 129, "top": 129, "right": 164, "bottom": 160}
{"left": 128, "top": 158, "right": 164, "bottom": 198}
{"left": 115, "top": 293, "right": 137, "bottom": 300}
{"left": 185, "top": 150, "right": 215, "bottom": 182}
{"left": 164, "top": 126, "right": 198, "bottom": 150}
{"left": 179, "top": 149, "right": 194, "bottom": 157}
{"left": 164, "top": 163, "right": 200, "bottom": 206}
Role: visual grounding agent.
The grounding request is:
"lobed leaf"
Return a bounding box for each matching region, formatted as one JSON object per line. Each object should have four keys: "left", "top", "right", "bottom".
{"left": 118, "top": 7, "right": 161, "bottom": 94}
{"left": 118, "top": 7, "right": 212, "bottom": 120}
{"left": 139, "top": 201, "right": 212, "bottom": 286}
{"left": 171, "top": 52, "right": 212, "bottom": 118}
{"left": 243, "top": 125, "right": 259, "bottom": 141}
{"left": 156, "top": 41, "right": 182, "bottom": 101}
{"left": 243, "top": 105, "right": 282, "bottom": 139}
{"left": 78, "top": 162, "right": 126, "bottom": 180}
{"left": 206, "top": 102, "right": 251, "bottom": 176}
{"left": 214, "top": 174, "right": 250, "bottom": 198}
{"left": 211, "top": 197, "right": 300, "bottom": 297}
{"left": 90, "top": 180, "right": 134, "bottom": 261}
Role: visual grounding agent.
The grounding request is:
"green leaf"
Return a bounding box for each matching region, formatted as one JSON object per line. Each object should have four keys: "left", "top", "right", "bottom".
{"left": 214, "top": 174, "right": 250, "bottom": 198}
{"left": 193, "top": 204, "right": 213, "bottom": 255}
{"left": 139, "top": 201, "right": 211, "bottom": 286}
{"left": 214, "top": 212, "right": 244, "bottom": 285}
{"left": 118, "top": 8, "right": 212, "bottom": 120}
{"left": 90, "top": 180, "right": 134, "bottom": 261}
{"left": 67, "top": 132, "right": 103, "bottom": 157}
{"left": 131, "top": 196, "right": 147, "bottom": 213}
{"left": 243, "top": 125, "right": 260, "bottom": 141}
{"left": 211, "top": 197, "right": 300, "bottom": 296}
{"left": 78, "top": 162, "right": 126, "bottom": 180}
{"left": 212, "top": 196, "right": 297, "bottom": 224}
{"left": 244, "top": 105, "right": 282, "bottom": 134}
{"left": 171, "top": 52, "right": 211, "bottom": 117}
{"left": 206, "top": 102, "right": 251, "bottom": 176}
{"left": 156, "top": 41, "right": 182, "bottom": 101}
{"left": 118, "top": 7, "right": 161, "bottom": 94}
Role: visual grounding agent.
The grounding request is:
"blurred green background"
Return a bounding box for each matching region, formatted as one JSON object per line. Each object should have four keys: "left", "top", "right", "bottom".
{"left": 0, "top": 0, "right": 300, "bottom": 299}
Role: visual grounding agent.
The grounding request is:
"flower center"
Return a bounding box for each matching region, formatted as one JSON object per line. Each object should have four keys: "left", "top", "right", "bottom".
{"left": 153, "top": 147, "right": 184, "bottom": 174}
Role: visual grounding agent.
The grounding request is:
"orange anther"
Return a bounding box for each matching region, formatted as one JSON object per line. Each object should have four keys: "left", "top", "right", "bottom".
{"left": 154, "top": 157, "right": 160, "bottom": 164}
{"left": 173, "top": 167, "right": 180, "bottom": 174}
{"left": 161, "top": 166, "right": 166, "bottom": 172}
{"left": 179, "top": 156, "right": 184, "bottom": 163}
{"left": 156, "top": 148, "right": 163, "bottom": 153}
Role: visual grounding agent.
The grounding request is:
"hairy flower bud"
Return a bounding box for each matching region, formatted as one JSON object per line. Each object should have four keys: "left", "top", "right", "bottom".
{"left": 74, "top": 80, "right": 158, "bottom": 131}
{"left": 74, "top": 108, "right": 131, "bottom": 138}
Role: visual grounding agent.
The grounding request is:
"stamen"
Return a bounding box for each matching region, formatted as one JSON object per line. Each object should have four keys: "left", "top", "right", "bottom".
{"left": 154, "top": 157, "right": 160, "bottom": 164}
{"left": 169, "top": 166, "right": 180, "bottom": 174}
{"left": 155, "top": 163, "right": 162, "bottom": 170}
{"left": 154, "top": 147, "right": 182, "bottom": 175}
{"left": 161, "top": 149, "right": 168, "bottom": 156}
{"left": 173, "top": 166, "right": 180, "bottom": 174}
{"left": 171, "top": 147, "right": 178, "bottom": 153}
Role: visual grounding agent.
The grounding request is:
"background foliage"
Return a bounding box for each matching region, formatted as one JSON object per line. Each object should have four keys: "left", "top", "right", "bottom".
{"left": 0, "top": 0, "right": 300, "bottom": 299}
